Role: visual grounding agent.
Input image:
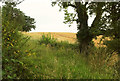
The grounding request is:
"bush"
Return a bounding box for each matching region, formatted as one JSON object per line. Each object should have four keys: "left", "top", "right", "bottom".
{"left": 2, "top": 3, "right": 33, "bottom": 79}
{"left": 2, "top": 21, "right": 33, "bottom": 79}
{"left": 104, "top": 39, "right": 120, "bottom": 54}
{"left": 38, "top": 34, "right": 57, "bottom": 46}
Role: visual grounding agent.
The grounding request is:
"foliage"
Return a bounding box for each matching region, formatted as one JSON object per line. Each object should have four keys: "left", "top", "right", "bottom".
{"left": 52, "top": 1, "right": 105, "bottom": 53}
{"left": 22, "top": 15, "right": 36, "bottom": 32}
{"left": 52, "top": 2, "right": 120, "bottom": 77}
{"left": 104, "top": 39, "right": 120, "bottom": 53}
{"left": 103, "top": 2, "right": 120, "bottom": 78}
{"left": 103, "top": 2, "right": 120, "bottom": 53}
{"left": 2, "top": 2, "right": 36, "bottom": 32}
{"left": 52, "top": 1, "right": 119, "bottom": 55}
{"left": 2, "top": 1, "right": 34, "bottom": 79}
{"left": 38, "top": 34, "right": 57, "bottom": 46}
{"left": 1, "top": 0, "right": 119, "bottom": 79}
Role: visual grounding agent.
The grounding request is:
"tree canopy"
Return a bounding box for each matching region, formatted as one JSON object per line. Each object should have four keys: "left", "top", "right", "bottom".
{"left": 52, "top": 1, "right": 120, "bottom": 54}
{"left": 2, "top": 1, "right": 36, "bottom": 32}
{"left": 104, "top": 2, "right": 120, "bottom": 54}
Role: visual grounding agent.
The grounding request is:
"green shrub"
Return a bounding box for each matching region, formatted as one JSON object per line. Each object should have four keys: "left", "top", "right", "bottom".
{"left": 104, "top": 39, "right": 120, "bottom": 54}
{"left": 38, "top": 34, "right": 57, "bottom": 46}
{"left": 2, "top": 3, "right": 33, "bottom": 79}
{"left": 38, "top": 34, "right": 79, "bottom": 49}
{"left": 2, "top": 21, "right": 33, "bottom": 79}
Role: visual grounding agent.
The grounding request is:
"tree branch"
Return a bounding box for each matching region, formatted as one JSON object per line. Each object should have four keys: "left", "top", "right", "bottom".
{"left": 17, "top": 0, "right": 24, "bottom": 5}
{"left": 85, "top": 2, "right": 88, "bottom": 6}
{"left": 91, "top": 3, "right": 104, "bottom": 28}
{"left": 68, "top": 3, "right": 76, "bottom": 8}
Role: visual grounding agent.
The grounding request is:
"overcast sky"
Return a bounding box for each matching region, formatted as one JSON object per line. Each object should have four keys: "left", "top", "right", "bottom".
{"left": 17, "top": 0, "right": 95, "bottom": 33}
{"left": 16, "top": 0, "right": 78, "bottom": 33}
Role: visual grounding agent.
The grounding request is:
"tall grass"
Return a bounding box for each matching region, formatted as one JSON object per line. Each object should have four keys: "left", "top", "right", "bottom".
{"left": 19, "top": 34, "right": 118, "bottom": 79}
{"left": 87, "top": 47, "right": 119, "bottom": 79}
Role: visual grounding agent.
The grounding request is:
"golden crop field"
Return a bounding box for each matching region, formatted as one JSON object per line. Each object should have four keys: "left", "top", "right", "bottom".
{"left": 22, "top": 32, "right": 109, "bottom": 47}
{"left": 22, "top": 32, "right": 77, "bottom": 44}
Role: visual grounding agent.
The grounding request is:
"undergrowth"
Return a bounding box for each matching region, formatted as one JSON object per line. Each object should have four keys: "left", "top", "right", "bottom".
{"left": 19, "top": 34, "right": 119, "bottom": 79}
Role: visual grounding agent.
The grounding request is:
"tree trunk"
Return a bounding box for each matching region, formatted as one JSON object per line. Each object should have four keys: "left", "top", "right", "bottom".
{"left": 77, "top": 31, "right": 93, "bottom": 55}
{"left": 75, "top": 2, "right": 93, "bottom": 55}
{"left": 79, "top": 40, "right": 89, "bottom": 54}
{"left": 76, "top": 24, "right": 93, "bottom": 55}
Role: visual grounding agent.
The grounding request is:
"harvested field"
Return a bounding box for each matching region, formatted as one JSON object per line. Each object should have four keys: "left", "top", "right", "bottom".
{"left": 22, "top": 32, "right": 77, "bottom": 44}
{"left": 22, "top": 32, "right": 110, "bottom": 47}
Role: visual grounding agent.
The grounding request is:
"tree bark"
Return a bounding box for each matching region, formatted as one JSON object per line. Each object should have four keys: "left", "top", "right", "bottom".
{"left": 75, "top": 2, "right": 93, "bottom": 55}
{"left": 77, "top": 27, "right": 93, "bottom": 55}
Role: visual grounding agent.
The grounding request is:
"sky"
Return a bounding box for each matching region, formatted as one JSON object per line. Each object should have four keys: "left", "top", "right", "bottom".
{"left": 16, "top": 0, "right": 95, "bottom": 33}
{"left": 16, "top": 0, "right": 78, "bottom": 33}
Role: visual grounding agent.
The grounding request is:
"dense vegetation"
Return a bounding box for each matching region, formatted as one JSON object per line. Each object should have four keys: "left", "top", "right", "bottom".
{"left": 52, "top": 1, "right": 120, "bottom": 55}
{"left": 1, "top": 0, "right": 120, "bottom": 79}
{"left": 19, "top": 35, "right": 117, "bottom": 79}
{"left": 3, "top": 1, "right": 36, "bottom": 32}
{"left": 2, "top": 1, "right": 36, "bottom": 79}
{"left": 52, "top": 1, "right": 120, "bottom": 78}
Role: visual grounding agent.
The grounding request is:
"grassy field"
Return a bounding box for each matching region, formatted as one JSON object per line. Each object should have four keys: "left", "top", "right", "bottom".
{"left": 19, "top": 32, "right": 119, "bottom": 79}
